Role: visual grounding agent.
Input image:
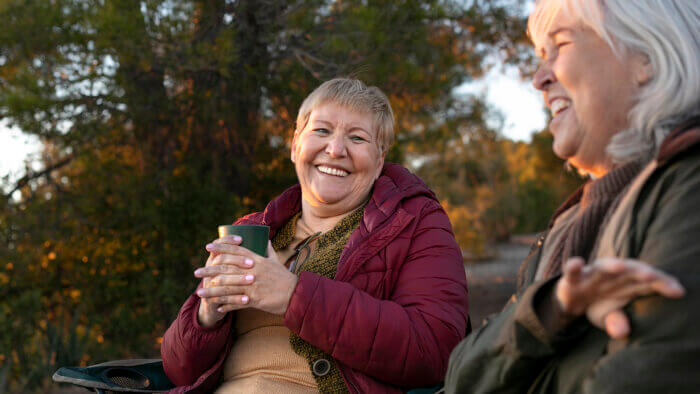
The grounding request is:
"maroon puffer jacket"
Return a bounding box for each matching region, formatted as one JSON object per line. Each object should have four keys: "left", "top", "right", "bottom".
{"left": 160, "top": 163, "right": 469, "bottom": 393}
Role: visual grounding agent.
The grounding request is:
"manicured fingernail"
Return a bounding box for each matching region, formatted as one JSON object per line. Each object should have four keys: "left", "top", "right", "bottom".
{"left": 241, "top": 296, "right": 249, "bottom": 303}
{"left": 244, "top": 258, "right": 254, "bottom": 266}
{"left": 245, "top": 274, "right": 254, "bottom": 282}
{"left": 194, "top": 269, "right": 203, "bottom": 276}
{"left": 196, "top": 289, "right": 204, "bottom": 296}
{"left": 205, "top": 243, "right": 214, "bottom": 250}
{"left": 217, "top": 307, "right": 224, "bottom": 313}
{"left": 232, "top": 235, "right": 242, "bottom": 242}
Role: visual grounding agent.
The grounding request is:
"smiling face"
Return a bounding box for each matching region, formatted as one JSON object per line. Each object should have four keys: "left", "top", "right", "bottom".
{"left": 531, "top": 8, "right": 647, "bottom": 177}
{"left": 291, "top": 102, "right": 385, "bottom": 217}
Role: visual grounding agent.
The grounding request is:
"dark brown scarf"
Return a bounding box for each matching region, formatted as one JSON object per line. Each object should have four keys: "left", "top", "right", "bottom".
{"left": 542, "top": 161, "right": 643, "bottom": 279}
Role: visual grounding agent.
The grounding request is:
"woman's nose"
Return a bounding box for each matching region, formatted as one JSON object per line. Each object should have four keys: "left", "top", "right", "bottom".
{"left": 325, "top": 134, "right": 347, "bottom": 157}
{"left": 532, "top": 63, "right": 555, "bottom": 91}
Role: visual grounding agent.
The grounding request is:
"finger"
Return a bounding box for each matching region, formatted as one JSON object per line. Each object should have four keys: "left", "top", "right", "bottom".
{"left": 217, "top": 298, "right": 251, "bottom": 313}
{"left": 197, "top": 285, "right": 246, "bottom": 298}
{"left": 600, "top": 261, "right": 685, "bottom": 298}
{"left": 266, "top": 241, "right": 275, "bottom": 259}
{"left": 596, "top": 280, "right": 675, "bottom": 302}
{"left": 208, "top": 274, "right": 255, "bottom": 287}
{"left": 583, "top": 271, "right": 645, "bottom": 295}
{"left": 210, "top": 253, "right": 255, "bottom": 268}
{"left": 210, "top": 295, "right": 250, "bottom": 306}
{"left": 206, "top": 243, "right": 257, "bottom": 262}
{"left": 608, "top": 274, "right": 685, "bottom": 299}
{"left": 625, "top": 262, "right": 683, "bottom": 287}
{"left": 650, "top": 278, "right": 686, "bottom": 298}
{"left": 212, "top": 235, "right": 242, "bottom": 245}
{"left": 205, "top": 251, "right": 218, "bottom": 264}
{"left": 627, "top": 264, "right": 659, "bottom": 282}
{"left": 563, "top": 257, "right": 585, "bottom": 284}
{"left": 195, "top": 265, "right": 246, "bottom": 278}
{"left": 594, "top": 257, "right": 627, "bottom": 274}
{"left": 604, "top": 310, "right": 630, "bottom": 339}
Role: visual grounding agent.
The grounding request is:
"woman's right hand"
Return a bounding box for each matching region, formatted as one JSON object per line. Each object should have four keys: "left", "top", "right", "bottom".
{"left": 195, "top": 235, "right": 256, "bottom": 328}
{"left": 555, "top": 257, "right": 685, "bottom": 339}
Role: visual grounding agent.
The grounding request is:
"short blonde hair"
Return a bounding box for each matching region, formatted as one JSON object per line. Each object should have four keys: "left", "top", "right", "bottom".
{"left": 528, "top": 0, "right": 700, "bottom": 164}
{"left": 295, "top": 78, "right": 395, "bottom": 153}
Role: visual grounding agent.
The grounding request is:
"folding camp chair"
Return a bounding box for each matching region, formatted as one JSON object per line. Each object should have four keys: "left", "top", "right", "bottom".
{"left": 52, "top": 359, "right": 174, "bottom": 393}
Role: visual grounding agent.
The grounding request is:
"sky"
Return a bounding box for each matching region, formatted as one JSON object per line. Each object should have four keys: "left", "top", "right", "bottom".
{"left": 0, "top": 66, "right": 547, "bottom": 188}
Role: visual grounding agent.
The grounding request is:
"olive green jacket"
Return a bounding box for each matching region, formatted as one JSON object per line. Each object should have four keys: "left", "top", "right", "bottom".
{"left": 445, "top": 120, "right": 700, "bottom": 394}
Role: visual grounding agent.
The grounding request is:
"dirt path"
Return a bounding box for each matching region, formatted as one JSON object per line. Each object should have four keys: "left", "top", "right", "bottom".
{"left": 465, "top": 242, "right": 530, "bottom": 329}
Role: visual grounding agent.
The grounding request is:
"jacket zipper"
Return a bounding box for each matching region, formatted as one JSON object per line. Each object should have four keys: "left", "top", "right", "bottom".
{"left": 338, "top": 365, "right": 359, "bottom": 394}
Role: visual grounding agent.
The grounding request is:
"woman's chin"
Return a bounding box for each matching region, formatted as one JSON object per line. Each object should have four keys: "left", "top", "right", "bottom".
{"left": 551, "top": 141, "right": 573, "bottom": 161}
{"left": 309, "top": 192, "right": 355, "bottom": 210}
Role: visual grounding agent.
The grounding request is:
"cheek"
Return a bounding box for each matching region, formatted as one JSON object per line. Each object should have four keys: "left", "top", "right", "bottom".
{"left": 296, "top": 139, "right": 321, "bottom": 164}
{"left": 356, "top": 149, "right": 382, "bottom": 174}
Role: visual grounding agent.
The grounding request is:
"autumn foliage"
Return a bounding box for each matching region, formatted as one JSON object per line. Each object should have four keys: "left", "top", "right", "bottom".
{"left": 0, "top": 1, "right": 578, "bottom": 391}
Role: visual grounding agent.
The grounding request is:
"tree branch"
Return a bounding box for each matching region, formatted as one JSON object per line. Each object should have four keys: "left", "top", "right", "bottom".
{"left": 4, "top": 155, "right": 74, "bottom": 199}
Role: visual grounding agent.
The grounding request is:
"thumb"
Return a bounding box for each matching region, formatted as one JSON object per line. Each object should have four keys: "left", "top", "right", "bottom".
{"left": 604, "top": 309, "right": 630, "bottom": 339}
{"left": 266, "top": 240, "right": 275, "bottom": 258}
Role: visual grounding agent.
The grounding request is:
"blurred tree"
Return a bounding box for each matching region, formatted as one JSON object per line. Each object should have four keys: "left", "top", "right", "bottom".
{"left": 0, "top": 0, "right": 532, "bottom": 391}
{"left": 417, "top": 124, "right": 582, "bottom": 258}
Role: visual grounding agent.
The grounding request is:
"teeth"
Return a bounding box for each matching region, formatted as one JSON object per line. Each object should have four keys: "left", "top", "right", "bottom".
{"left": 318, "top": 165, "right": 349, "bottom": 177}
{"left": 550, "top": 99, "right": 571, "bottom": 115}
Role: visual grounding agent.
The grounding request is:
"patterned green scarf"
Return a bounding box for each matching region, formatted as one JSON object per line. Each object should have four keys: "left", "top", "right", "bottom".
{"left": 271, "top": 205, "right": 365, "bottom": 394}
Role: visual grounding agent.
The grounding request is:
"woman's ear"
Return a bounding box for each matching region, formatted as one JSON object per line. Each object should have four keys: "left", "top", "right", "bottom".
{"left": 634, "top": 53, "right": 653, "bottom": 85}
{"left": 375, "top": 150, "right": 386, "bottom": 181}
{"left": 290, "top": 130, "right": 299, "bottom": 163}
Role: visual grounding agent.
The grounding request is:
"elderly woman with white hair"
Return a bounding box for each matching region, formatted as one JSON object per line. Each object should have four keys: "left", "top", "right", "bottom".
{"left": 445, "top": 0, "right": 699, "bottom": 393}
{"left": 161, "top": 78, "right": 469, "bottom": 393}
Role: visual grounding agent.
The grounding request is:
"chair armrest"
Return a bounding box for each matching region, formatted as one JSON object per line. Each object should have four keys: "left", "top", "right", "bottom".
{"left": 53, "top": 359, "right": 174, "bottom": 393}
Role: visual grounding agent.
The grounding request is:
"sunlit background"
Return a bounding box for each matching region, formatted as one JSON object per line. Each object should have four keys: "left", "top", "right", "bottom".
{"left": 1, "top": 1, "right": 587, "bottom": 392}
{"left": 1, "top": 66, "right": 545, "bottom": 192}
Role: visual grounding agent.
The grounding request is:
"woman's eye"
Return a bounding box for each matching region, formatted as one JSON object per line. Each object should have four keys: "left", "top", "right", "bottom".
{"left": 313, "top": 128, "right": 330, "bottom": 135}
{"left": 350, "top": 136, "right": 368, "bottom": 143}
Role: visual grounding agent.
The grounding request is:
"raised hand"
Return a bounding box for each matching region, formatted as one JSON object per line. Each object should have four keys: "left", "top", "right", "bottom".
{"left": 555, "top": 257, "right": 685, "bottom": 339}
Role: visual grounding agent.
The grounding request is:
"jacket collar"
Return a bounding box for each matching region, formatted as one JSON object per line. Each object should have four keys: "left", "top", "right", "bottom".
{"left": 656, "top": 115, "right": 700, "bottom": 166}
{"left": 363, "top": 163, "right": 437, "bottom": 232}
{"left": 260, "top": 184, "right": 302, "bottom": 238}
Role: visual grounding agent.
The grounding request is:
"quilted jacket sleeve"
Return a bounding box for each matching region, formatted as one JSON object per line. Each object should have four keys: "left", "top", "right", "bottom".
{"left": 284, "top": 199, "right": 468, "bottom": 387}
{"left": 160, "top": 286, "right": 234, "bottom": 386}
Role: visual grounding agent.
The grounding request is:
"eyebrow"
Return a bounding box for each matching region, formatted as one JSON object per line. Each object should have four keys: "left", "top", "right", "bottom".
{"left": 548, "top": 26, "right": 574, "bottom": 37}
{"left": 312, "top": 118, "right": 371, "bottom": 134}
{"left": 537, "top": 26, "right": 575, "bottom": 58}
{"left": 312, "top": 119, "right": 334, "bottom": 128}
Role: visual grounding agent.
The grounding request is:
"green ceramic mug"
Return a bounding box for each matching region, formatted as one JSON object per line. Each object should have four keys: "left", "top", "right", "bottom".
{"left": 217, "top": 224, "right": 270, "bottom": 257}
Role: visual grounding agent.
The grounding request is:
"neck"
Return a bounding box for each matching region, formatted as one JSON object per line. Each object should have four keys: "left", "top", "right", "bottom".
{"left": 299, "top": 199, "right": 364, "bottom": 233}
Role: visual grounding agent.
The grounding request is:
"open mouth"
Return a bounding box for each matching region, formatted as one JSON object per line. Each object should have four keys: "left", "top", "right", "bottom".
{"left": 317, "top": 165, "right": 349, "bottom": 177}
{"left": 550, "top": 98, "right": 571, "bottom": 116}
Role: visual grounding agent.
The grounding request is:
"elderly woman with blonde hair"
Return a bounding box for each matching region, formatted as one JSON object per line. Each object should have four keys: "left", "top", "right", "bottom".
{"left": 161, "top": 78, "right": 469, "bottom": 393}
{"left": 446, "top": 0, "right": 700, "bottom": 393}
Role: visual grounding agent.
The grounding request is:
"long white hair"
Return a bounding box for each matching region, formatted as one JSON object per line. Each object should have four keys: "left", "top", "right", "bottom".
{"left": 529, "top": 0, "right": 700, "bottom": 164}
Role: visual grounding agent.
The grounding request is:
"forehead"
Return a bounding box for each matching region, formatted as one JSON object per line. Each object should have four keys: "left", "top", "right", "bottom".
{"left": 529, "top": 0, "right": 568, "bottom": 49}
{"left": 308, "top": 102, "right": 374, "bottom": 131}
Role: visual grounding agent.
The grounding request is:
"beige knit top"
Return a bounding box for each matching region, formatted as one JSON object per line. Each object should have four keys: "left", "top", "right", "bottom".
{"left": 215, "top": 215, "right": 320, "bottom": 394}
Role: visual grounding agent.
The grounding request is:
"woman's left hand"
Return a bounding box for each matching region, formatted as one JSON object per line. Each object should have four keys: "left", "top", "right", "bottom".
{"left": 195, "top": 239, "right": 299, "bottom": 316}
